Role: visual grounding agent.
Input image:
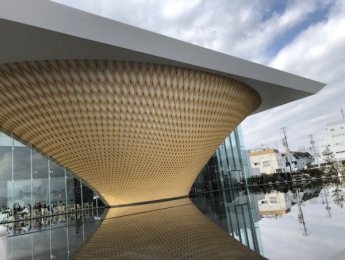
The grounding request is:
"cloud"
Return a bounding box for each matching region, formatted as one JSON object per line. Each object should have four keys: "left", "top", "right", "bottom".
{"left": 242, "top": 0, "right": 345, "bottom": 151}
{"left": 53, "top": 0, "right": 345, "bottom": 152}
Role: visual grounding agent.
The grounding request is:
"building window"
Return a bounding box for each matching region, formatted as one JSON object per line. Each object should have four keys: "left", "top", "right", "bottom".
{"left": 269, "top": 197, "right": 277, "bottom": 203}
{"left": 263, "top": 161, "right": 270, "bottom": 167}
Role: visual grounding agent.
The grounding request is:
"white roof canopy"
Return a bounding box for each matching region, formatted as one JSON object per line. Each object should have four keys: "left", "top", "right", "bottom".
{"left": 0, "top": 0, "right": 325, "bottom": 113}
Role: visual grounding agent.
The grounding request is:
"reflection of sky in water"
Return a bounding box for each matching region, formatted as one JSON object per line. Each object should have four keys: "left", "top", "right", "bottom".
{"left": 257, "top": 183, "right": 345, "bottom": 260}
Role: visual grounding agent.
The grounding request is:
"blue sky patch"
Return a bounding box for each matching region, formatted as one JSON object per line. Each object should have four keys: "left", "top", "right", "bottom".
{"left": 266, "top": 3, "right": 332, "bottom": 57}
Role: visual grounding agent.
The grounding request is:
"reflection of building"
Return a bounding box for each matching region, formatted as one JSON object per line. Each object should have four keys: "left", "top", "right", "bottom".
{"left": 249, "top": 149, "right": 285, "bottom": 174}
{"left": 258, "top": 191, "right": 292, "bottom": 216}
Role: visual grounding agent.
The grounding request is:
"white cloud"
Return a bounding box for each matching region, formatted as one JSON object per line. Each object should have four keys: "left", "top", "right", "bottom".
{"left": 54, "top": 0, "right": 326, "bottom": 60}
{"left": 53, "top": 0, "right": 345, "bottom": 152}
{"left": 161, "top": 0, "right": 202, "bottom": 19}
{"left": 243, "top": 0, "right": 345, "bottom": 152}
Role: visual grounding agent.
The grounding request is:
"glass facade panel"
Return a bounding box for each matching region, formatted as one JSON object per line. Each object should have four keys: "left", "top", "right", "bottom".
{"left": 13, "top": 146, "right": 31, "bottom": 219}
{"left": 73, "top": 178, "right": 82, "bottom": 211}
{"left": 3, "top": 209, "right": 105, "bottom": 259}
{"left": 0, "top": 143, "right": 12, "bottom": 223}
{"left": 50, "top": 161, "right": 66, "bottom": 215}
{"left": 0, "top": 131, "right": 104, "bottom": 224}
{"left": 32, "top": 150, "right": 49, "bottom": 217}
{"left": 191, "top": 127, "right": 262, "bottom": 254}
{"left": 82, "top": 182, "right": 94, "bottom": 211}
{"left": 33, "top": 230, "right": 51, "bottom": 259}
{"left": 66, "top": 171, "right": 76, "bottom": 212}
{"left": 51, "top": 227, "right": 69, "bottom": 259}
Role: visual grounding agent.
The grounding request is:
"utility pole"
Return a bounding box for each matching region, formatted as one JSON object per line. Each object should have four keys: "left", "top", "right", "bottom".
{"left": 309, "top": 134, "right": 320, "bottom": 168}
{"left": 341, "top": 108, "right": 345, "bottom": 121}
{"left": 281, "top": 126, "right": 292, "bottom": 172}
{"left": 297, "top": 189, "right": 308, "bottom": 236}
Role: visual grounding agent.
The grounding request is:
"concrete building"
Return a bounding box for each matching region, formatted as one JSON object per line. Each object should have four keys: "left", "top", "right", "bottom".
{"left": 322, "top": 120, "right": 345, "bottom": 163}
{"left": 249, "top": 149, "right": 313, "bottom": 174}
{"left": 249, "top": 149, "right": 285, "bottom": 174}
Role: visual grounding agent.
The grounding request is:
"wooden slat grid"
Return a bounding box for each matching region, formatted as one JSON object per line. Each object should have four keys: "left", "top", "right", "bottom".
{"left": 0, "top": 60, "right": 260, "bottom": 205}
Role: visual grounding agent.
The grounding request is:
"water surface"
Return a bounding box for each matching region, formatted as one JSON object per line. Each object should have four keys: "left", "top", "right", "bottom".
{"left": 2, "top": 180, "right": 344, "bottom": 259}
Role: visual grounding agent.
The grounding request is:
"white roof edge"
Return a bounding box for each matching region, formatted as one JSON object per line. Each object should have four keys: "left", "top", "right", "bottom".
{"left": 0, "top": 0, "right": 326, "bottom": 114}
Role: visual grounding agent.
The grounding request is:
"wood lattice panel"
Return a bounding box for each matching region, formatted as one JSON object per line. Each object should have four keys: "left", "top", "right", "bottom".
{"left": 73, "top": 199, "right": 263, "bottom": 259}
{"left": 0, "top": 60, "right": 260, "bottom": 205}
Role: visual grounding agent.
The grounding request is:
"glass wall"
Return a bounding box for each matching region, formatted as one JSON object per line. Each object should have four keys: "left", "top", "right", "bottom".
{"left": 191, "top": 126, "right": 263, "bottom": 254}
{"left": 0, "top": 132, "right": 104, "bottom": 224}
{"left": 3, "top": 209, "right": 105, "bottom": 260}
{"left": 191, "top": 127, "right": 251, "bottom": 193}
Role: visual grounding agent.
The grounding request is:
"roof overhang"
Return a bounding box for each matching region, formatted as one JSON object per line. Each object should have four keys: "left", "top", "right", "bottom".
{"left": 0, "top": 0, "right": 326, "bottom": 114}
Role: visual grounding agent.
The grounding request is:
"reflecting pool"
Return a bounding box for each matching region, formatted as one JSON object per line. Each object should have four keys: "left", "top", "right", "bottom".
{"left": 251, "top": 181, "right": 345, "bottom": 260}
{"left": 191, "top": 179, "right": 345, "bottom": 259}
{"left": 1, "top": 180, "right": 344, "bottom": 259}
{"left": 1, "top": 200, "right": 261, "bottom": 259}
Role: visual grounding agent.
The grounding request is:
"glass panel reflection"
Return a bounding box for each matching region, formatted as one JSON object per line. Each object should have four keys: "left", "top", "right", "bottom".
{"left": 0, "top": 132, "right": 105, "bottom": 225}
{"left": 2, "top": 208, "right": 105, "bottom": 260}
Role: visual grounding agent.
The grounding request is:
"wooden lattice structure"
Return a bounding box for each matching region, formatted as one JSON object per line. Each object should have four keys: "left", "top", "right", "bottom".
{"left": 0, "top": 60, "right": 260, "bottom": 205}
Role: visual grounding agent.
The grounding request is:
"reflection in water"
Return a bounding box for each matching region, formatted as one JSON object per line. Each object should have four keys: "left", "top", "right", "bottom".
{"left": 254, "top": 181, "right": 345, "bottom": 260}
{"left": 2, "top": 199, "right": 263, "bottom": 259}
{"left": 4, "top": 181, "right": 344, "bottom": 259}
{"left": 190, "top": 188, "right": 263, "bottom": 254}
{"left": 258, "top": 191, "right": 292, "bottom": 216}
{"left": 3, "top": 209, "right": 105, "bottom": 259}
{"left": 73, "top": 199, "right": 262, "bottom": 259}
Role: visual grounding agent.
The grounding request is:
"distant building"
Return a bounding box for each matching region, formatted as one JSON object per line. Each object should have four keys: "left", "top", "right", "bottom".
{"left": 249, "top": 148, "right": 313, "bottom": 174}
{"left": 322, "top": 120, "right": 345, "bottom": 163}
{"left": 249, "top": 149, "right": 285, "bottom": 174}
{"left": 258, "top": 191, "right": 292, "bottom": 216}
{"left": 289, "top": 151, "right": 313, "bottom": 171}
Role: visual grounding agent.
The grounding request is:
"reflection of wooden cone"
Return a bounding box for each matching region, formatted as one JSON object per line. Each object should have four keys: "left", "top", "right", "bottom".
{"left": 73, "top": 199, "right": 263, "bottom": 259}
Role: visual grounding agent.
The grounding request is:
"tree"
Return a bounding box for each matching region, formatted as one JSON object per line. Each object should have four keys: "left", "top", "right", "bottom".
{"left": 332, "top": 184, "right": 344, "bottom": 208}
{"left": 322, "top": 146, "right": 337, "bottom": 175}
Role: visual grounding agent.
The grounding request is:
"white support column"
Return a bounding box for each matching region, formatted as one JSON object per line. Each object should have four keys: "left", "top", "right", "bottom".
{"left": 0, "top": 226, "right": 7, "bottom": 260}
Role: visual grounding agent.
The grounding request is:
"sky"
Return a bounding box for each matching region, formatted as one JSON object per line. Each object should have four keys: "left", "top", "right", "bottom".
{"left": 54, "top": 0, "right": 345, "bottom": 153}
{"left": 256, "top": 185, "right": 345, "bottom": 259}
